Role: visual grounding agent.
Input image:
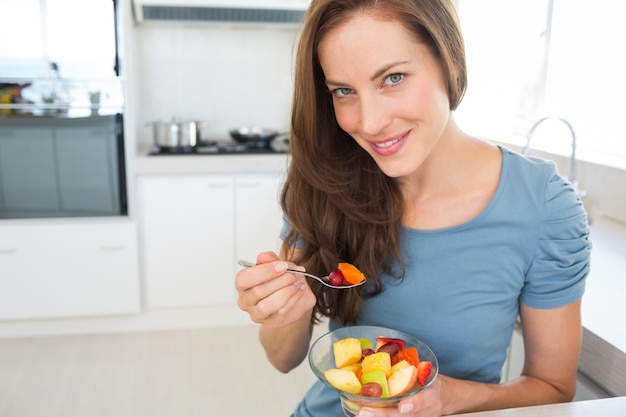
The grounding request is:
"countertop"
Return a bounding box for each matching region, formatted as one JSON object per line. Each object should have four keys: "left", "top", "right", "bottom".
{"left": 449, "top": 396, "right": 626, "bottom": 416}
{"left": 582, "top": 215, "right": 626, "bottom": 353}
{"left": 134, "top": 149, "right": 290, "bottom": 175}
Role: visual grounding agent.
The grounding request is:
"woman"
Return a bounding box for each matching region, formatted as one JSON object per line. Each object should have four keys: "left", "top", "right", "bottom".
{"left": 235, "top": 0, "right": 591, "bottom": 416}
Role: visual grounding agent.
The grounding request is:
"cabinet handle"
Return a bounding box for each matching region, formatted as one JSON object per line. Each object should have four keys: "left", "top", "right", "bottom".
{"left": 0, "top": 248, "right": 17, "bottom": 254}
{"left": 238, "top": 182, "right": 261, "bottom": 188}
{"left": 99, "top": 245, "right": 124, "bottom": 252}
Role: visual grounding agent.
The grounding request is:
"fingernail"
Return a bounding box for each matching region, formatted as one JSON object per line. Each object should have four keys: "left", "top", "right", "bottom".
{"left": 399, "top": 403, "right": 414, "bottom": 413}
{"left": 275, "top": 262, "right": 288, "bottom": 272}
{"left": 358, "top": 411, "right": 375, "bottom": 417}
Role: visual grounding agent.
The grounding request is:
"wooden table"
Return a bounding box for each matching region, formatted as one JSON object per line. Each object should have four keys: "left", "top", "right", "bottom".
{"left": 450, "top": 397, "right": 626, "bottom": 416}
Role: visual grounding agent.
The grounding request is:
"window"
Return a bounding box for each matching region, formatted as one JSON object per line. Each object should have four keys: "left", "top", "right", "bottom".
{"left": 455, "top": 0, "right": 626, "bottom": 168}
{"left": 0, "top": 0, "right": 117, "bottom": 80}
{"left": 0, "top": 0, "right": 46, "bottom": 78}
{"left": 0, "top": 0, "right": 121, "bottom": 112}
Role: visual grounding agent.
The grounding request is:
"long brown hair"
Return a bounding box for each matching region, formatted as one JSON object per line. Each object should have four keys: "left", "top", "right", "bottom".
{"left": 281, "top": 0, "right": 467, "bottom": 325}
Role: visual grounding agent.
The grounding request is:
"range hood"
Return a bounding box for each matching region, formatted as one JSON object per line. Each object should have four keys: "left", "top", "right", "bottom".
{"left": 132, "top": 0, "right": 310, "bottom": 24}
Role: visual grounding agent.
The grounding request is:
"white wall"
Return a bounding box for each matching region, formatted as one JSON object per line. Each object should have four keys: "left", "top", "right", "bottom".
{"left": 132, "top": 23, "right": 299, "bottom": 146}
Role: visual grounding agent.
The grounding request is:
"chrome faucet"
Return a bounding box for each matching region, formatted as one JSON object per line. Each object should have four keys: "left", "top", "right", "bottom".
{"left": 523, "top": 116, "right": 586, "bottom": 198}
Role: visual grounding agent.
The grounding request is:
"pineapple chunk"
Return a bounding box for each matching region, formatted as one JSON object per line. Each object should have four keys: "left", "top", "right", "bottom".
{"left": 333, "top": 337, "right": 363, "bottom": 368}
{"left": 361, "top": 351, "right": 392, "bottom": 377}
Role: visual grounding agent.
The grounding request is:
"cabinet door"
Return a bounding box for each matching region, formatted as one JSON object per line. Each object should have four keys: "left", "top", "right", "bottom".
{"left": 235, "top": 173, "right": 284, "bottom": 265}
{"left": 0, "top": 127, "right": 59, "bottom": 214}
{"left": 55, "top": 123, "right": 120, "bottom": 214}
{"left": 139, "top": 175, "right": 235, "bottom": 308}
{"left": 0, "top": 221, "right": 140, "bottom": 320}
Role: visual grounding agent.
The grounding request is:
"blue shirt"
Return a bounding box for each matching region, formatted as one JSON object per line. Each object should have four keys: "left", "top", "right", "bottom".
{"left": 285, "top": 148, "right": 591, "bottom": 417}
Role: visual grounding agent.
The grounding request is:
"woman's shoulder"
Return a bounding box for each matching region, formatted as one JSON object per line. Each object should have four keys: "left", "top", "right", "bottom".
{"left": 500, "top": 146, "right": 567, "bottom": 193}
{"left": 500, "top": 146, "right": 585, "bottom": 220}
{"left": 501, "top": 146, "right": 559, "bottom": 177}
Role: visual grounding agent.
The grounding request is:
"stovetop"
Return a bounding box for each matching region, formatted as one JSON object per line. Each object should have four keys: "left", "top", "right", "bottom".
{"left": 148, "top": 139, "right": 288, "bottom": 156}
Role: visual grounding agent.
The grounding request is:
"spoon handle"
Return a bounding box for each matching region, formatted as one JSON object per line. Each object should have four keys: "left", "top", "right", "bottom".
{"left": 236, "top": 259, "right": 365, "bottom": 289}
{"left": 237, "top": 260, "right": 256, "bottom": 268}
{"left": 237, "top": 259, "right": 320, "bottom": 280}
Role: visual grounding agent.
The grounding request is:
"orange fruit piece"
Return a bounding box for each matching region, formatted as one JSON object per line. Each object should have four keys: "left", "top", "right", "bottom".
{"left": 402, "top": 347, "right": 420, "bottom": 367}
{"left": 338, "top": 263, "right": 366, "bottom": 284}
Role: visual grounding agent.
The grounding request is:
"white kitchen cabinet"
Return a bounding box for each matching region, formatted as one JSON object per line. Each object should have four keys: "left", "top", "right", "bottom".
{"left": 139, "top": 174, "right": 235, "bottom": 308}
{"left": 138, "top": 172, "right": 283, "bottom": 309}
{"left": 0, "top": 220, "right": 141, "bottom": 320}
{"left": 235, "top": 174, "right": 284, "bottom": 262}
{"left": 501, "top": 322, "right": 524, "bottom": 383}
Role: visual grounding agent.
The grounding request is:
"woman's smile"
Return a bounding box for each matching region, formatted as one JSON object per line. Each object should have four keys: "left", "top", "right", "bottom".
{"left": 371, "top": 131, "right": 409, "bottom": 156}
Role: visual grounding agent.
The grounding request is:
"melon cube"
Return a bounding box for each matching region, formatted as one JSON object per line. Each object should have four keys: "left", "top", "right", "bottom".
{"left": 361, "top": 369, "right": 390, "bottom": 398}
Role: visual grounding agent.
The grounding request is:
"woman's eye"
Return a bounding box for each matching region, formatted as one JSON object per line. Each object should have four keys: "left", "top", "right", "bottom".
{"left": 384, "top": 73, "right": 404, "bottom": 86}
{"left": 332, "top": 87, "right": 353, "bottom": 98}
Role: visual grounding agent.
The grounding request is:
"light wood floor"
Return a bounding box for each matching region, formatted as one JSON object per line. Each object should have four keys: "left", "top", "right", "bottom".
{"left": 0, "top": 325, "right": 320, "bottom": 417}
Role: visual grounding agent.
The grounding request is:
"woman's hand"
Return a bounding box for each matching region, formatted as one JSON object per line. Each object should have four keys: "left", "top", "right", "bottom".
{"left": 235, "top": 251, "right": 317, "bottom": 328}
{"left": 356, "top": 376, "right": 445, "bottom": 417}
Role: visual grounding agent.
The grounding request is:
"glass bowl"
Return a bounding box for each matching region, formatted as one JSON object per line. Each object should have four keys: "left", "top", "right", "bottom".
{"left": 309, "top": 325, "right": 439, "bottom": 417}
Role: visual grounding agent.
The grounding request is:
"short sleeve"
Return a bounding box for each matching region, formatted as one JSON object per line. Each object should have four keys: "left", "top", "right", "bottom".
{"left": 279, "top": 214, "right": 292, "bottom": 241}
{"left": 520, "top": 171, "right": 591, "bottom": 309}
{"left": 279, "top": 214, "right": 306, "bottom": 250}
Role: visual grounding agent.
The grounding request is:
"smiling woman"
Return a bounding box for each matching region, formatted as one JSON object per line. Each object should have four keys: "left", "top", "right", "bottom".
{"left": 454, "top": 0, "right": 626, "bottom": 167}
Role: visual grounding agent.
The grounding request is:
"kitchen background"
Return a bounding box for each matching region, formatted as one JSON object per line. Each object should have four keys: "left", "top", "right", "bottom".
{"left": 131, "top": 22, "right": 298, "bottom": 144}
{"left": 1, "top": 0, "right": 625, "bottom": 416}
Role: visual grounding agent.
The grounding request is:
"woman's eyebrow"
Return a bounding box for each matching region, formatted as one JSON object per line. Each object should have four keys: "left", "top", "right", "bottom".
{"left": 325, "top": 61, "right": 409, "bottom": 87}
{"left": 370, "top": 61, "right": 408, "bottom": 81}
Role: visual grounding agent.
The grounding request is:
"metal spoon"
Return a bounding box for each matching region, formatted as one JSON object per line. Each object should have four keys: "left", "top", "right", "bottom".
{"left": 237, "top": 259, "right": 366, "bottom": 289}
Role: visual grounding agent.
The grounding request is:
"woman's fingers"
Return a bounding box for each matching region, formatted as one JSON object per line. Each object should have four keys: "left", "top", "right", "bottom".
{"left": 235, "top": 258, "right": 312, "bottom": 325}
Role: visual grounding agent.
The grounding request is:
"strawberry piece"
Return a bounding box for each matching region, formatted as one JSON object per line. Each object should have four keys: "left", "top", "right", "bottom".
{"left": 417, "top": 361, "right": 432, "bottom": 386}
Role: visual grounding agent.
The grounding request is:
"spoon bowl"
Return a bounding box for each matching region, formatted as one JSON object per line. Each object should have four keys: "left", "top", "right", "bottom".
{"left": 237, "top": 260, "right": 366, "bottom": 289}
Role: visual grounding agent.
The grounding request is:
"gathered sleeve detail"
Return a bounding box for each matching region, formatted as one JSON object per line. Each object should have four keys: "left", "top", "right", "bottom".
{"left": 521, "top": 171, "right": 591, "bottom": 309}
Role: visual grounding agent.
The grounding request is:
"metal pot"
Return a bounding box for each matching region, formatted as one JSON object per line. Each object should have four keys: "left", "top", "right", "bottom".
{"left": 180, "top": 121, "right": 203, "bottom": 147}
{"left": 229, "top": 127, "right": 281, "bottom": 146}
{"left": 149, "top": 119, "right": 205, "bottom": 149}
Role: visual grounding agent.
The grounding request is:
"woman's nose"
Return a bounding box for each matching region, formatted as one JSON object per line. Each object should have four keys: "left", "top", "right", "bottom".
{"left": 358, "top": 95, "right": 392, "bottom": 136}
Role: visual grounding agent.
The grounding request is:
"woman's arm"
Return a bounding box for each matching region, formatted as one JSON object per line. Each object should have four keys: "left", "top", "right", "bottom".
{"left": 235, "top": 250, "right": 318, "bottom": 373}
{"left": 259, "top": 310, "right": 315, "bottom": 373}
{"left": 441, "top": 300, "right": 582, "bottom": 414}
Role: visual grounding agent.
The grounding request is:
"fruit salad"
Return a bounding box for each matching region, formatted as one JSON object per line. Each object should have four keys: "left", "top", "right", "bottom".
{"left": 323, "top": 336, "right": 433, "bottom": 398}
{"left": 328, "top": 263, "right": 366, "bottom": 286}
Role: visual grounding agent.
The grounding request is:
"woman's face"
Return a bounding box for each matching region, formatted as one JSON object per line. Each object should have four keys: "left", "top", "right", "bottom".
{"left": 318, "top": 12, "right": 451, "bottom": 178}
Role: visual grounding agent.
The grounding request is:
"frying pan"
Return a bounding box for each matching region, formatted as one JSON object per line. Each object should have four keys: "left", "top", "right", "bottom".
{"left": 229, "top": 127, "right": 281, "bottom": 145}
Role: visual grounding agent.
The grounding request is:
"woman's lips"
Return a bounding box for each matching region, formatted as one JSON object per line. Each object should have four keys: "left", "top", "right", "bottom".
{"left": 371, "top": 131, "right": 409, "bottom": 156}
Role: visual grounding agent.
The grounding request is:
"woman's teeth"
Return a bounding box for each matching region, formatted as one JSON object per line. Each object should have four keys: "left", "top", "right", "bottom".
{"left": 375, "top": 138, "right": 400, "bottom": 149}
